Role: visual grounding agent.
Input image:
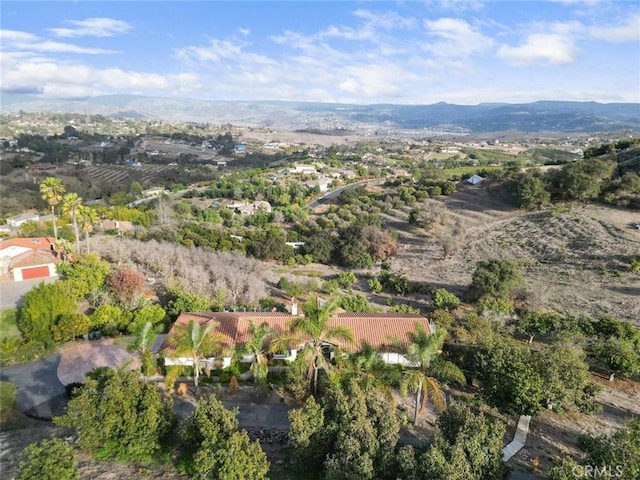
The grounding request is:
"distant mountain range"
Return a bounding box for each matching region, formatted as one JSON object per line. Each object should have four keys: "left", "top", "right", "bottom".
{"left": 2, "top": 93, "right": 639, "bottom": 134}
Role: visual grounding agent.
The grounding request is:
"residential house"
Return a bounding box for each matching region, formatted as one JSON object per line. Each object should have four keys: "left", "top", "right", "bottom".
{"left": 142, "top": 187, "right": 168, "bottom": 198}
{"left": 6, "top": 212, "right": 40, "bottom": 227}
{"left": 100, "top": 219, "right": 135, "bottom": 234}
{"left": 160, "top": 310, "right": 434, "bottom": 371}
{"left": 227, "top": 201, "right": 272, "bottom": 215}
{"left": 0, "top": 237, "right": 59, "bottom": 282}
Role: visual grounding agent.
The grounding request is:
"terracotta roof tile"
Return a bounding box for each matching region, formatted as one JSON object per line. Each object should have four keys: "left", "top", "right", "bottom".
{"left": 161, "top": 311, "right": 432, "bottom": 355}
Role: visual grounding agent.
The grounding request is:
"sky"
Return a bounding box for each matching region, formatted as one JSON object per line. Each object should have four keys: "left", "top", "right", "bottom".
{"left": 1, "top": 0, "right": 639, "bottom": 105}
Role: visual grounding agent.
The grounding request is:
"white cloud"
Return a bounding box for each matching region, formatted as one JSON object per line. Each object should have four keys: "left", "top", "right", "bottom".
{"left": 238, "top": 27, "right": 250, "bottom": 36}
{"left": 0, "top": 52, "right": 201, "bottom": 98}
{"left": 590, "top": 15, "right": 640, "bottom": 42}
{"left": 49, "top": 17, "right": 132, "bottom": 38}
{"left": 1, "top": 29, "right": 117, "bottom": 55}
{"left": 498, "top": 33, "right": 577, "bottom": 65}
{"left": 425, "top": 0, "right": 485, "bottom": 13}
{"left": 174, "top": 38, "right": 275, "bottom": 66}
{"left": 422, "top": 18, "right": 495, "bottom": 57}
{"left": 0, "top": 30, "right": 39, "bottom": 42}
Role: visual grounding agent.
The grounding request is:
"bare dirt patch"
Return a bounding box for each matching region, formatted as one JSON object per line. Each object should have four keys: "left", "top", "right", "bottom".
{"left": 392, "top": 183, "right": 640, "bottom": 324}
{"left": 508, "top": 377, "right": 640, "bottom": 477}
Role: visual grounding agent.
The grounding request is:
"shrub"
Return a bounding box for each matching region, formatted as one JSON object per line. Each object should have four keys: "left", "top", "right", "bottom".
{"left": 0, "top": 381, "right": 17, "bottom": 414}
{"left": 18, "top": 438, "right": 78, "bottom": 480}
{"left": 433, "top": 288, "right": 460, "bottom": 310}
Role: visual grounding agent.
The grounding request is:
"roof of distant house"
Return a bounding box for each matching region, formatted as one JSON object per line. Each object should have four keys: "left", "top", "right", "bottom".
{"left": 0, "top": 237, "right": 56, "bottom": 252}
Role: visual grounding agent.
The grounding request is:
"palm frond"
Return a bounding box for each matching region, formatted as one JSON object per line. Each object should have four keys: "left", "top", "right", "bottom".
{"left": 429, "top": 359, "right": 466, "bottom": 386}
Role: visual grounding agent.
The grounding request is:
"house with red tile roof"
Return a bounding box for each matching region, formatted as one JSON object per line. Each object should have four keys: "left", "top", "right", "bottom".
{"left": 0, "top": 237, "right": 59, "bottom": 282}
{"left": 160, "top": 309, "right": 434, "bottom": 371}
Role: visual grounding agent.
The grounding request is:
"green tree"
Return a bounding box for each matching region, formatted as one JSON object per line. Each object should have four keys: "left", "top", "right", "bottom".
{"left": 57, "top": 252, "right": 110, "bottom": 300}
{"left": 90, "top": 304, "right": 128, "bottom": 331}
{"left": 18, "top": 281, "right": 78, "bottom": 345}
{"left": 54, "top": 368, "right": 174, "bottom": 461}
{"left": 194, "top": 430, "right": 269, "bottom": 480}
{"left": 469, "top": 259, "right": 524, "bottom": 301}
{"left": 166, "top": 319, "right": 223, "bottom": 388}
{"left": 578, "top": 418, "right": 640, "bottom": 479}
{"left": 419, "top": 403, "right": 507, "bottom": 480}
{"left": 180, "top": 396, "right": 269, "bottom": 480}
{"left": 516, "top": 173, "right": 551, "bottom": 209}
{"left": 400, "top": 326, "right": 466, "bottom": 425}
{"left": 52, "top": 313, "right": 92, "bottom": 342}
{"left": 589, "top": 337, "right": 640, "bottom": 380}
{"left": 239, "top": 320, "right": 276, "bottom": 385}
{"left": 515, "top": 311, "right": 561, "bottom": 343}
{"left": 62, "top": 192, "right": 83, "bottom": 254}
{"left": 18, "top": 438, "right": 78, "bottom": 480}
{"left": 166, "top": 288, "right": 212, "bottom": 318}
{"left": 39, "top": 177, "right": 66, "bottom": 240}
{"left": 475, "top": 341, "right": 544, "bottom": 415}
{"left": 129, "top": 304, "right": 166, "bottom": 334}
{"left": 433, "top": 288, "right": 460, "bottom": 310}
{"left": 78, "top": 206, "right": 99, "bottom": 253}
{"left": 288, "top": 396, "right": 326, "bottom": 472}
{"left": 133, "top": 321, "right": 157, "bottom": 377}
{"left": 280, "top": 298, "right": 354, "bottom": 395}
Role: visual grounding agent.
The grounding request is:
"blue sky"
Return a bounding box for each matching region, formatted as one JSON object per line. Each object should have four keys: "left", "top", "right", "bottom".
{"left": 1, "top": 1, "right": 639, "bottom": 104}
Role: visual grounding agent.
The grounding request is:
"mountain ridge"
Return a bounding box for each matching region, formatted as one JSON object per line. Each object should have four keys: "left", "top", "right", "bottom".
{"left": 1, "top": 93, "right": 638, "bottom": 134}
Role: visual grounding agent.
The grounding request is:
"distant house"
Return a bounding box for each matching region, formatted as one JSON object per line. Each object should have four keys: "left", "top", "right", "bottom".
{"left": 100, "top": 219, "right": 135, "bottom": 234}
{"left": 466, "top": 174, "right": 484, "bottom": 185}
{"left": 142, "top": 187, "right": 167, "bottom": 198}
{"left": 160, "top": 310, "right": 435, "bottom": 371}
{"left": 304, "top": 178, "right": 332, "bottom": 193}
{"left": 6, "top": 212, "right": 40, "bottom": 227}
{"left": 227, "top": 201, "right": 272, "bottom": 215}
{"left": 0, "top": 237, "right": 59, "bottom": 282}
{"left": 289, "top": 164, "right": 318, "bottom": 175}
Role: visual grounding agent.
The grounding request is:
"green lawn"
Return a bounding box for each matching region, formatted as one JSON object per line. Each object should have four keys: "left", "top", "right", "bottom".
{"left": 0, "top": 309, "right": 20, "bottom": 340}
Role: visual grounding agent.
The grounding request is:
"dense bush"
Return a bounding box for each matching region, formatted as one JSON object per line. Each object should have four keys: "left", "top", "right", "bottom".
{"left": 17, "top": 438, "right": 78, "bottom": 480}
{"left": 55, "top": 368, "right": 175, "bottom": 461}
{"left": 18, "top": 281, "right": 78, "bottom": 345}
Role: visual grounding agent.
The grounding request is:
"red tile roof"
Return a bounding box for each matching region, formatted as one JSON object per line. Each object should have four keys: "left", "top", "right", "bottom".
{"left": 0, "top": 237, "right": 56, "bottom": 252}
{"left": 161, "top": 311, "right": 432, "bottom": 355}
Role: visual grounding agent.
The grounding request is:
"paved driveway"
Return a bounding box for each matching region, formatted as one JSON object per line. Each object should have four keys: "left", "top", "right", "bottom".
{"left": 0, "top": 339, "right": 140, "bottom": 419}
{"left": 0, "top": 353, "right": 66, "bottom": 418}
{"left": 0, "top": 277, "right": 57, "bottom": 310}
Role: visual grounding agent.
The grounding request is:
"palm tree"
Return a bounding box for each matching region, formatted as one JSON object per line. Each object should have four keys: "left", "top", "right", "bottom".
{"left": 240, "top": 320, "right": 276, "bottom": 385}
{"left": 39, "top": 177, "right": 65, "bottom": 240}
{"left": 166, "top": 319, "right": 223, "bottom": 388}
{"left": 133, "top": 321, "right": 157, "bottom": 377}
{"left": 400, "top": 325, "right": 466, "bottom": 425}
{"left": 278, "top": 298, "right": 354, "bottom": 396}
{"left": 62, "top": 192, "right": 83, "bottom": 254}
{"left": 78, "top": 206, "right": 99, "bottom": 253}
{"left": 338, "top": 341, "right": 398, "bottom": 396}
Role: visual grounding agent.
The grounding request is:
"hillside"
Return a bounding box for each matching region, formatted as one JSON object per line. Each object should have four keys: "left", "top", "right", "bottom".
{"left": 392, "top": 182, "right": 640, "bottom": 325}
{"left": 2, "top": 94, "right": 639, "bottom": 135}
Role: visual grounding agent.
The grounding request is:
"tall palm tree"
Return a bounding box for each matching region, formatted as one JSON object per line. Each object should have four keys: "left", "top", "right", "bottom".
{"left": 39, "top": 177, "right": 65, "bottom": 240}
{"left": 133, "top": 321, "right": 157, "bottom": 377}
{"left": 62, "top": 192, "right": 83, "bottom": 254}
{"left": 78, "top": 206, "right": 99, "bottom": 253}
{"left": 166, "top": 319, "right": 223, "bottom": 388}
{"left": 400, "top": 325, "right": 466, "bottom": 425}
{"left": 240, "top": 320, "right": 276, "bottom": 385}
{"left": 278, "top": 298, "right": 354, "bottom": 396}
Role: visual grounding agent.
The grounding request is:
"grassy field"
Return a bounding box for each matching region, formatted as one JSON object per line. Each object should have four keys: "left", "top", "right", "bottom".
{"left": 0, "top": 309, "right": 20, "bottom": 340}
